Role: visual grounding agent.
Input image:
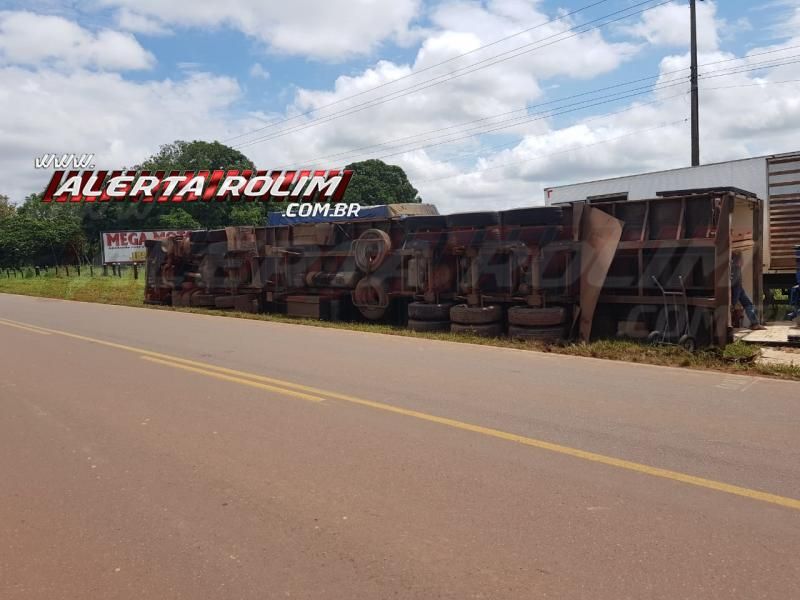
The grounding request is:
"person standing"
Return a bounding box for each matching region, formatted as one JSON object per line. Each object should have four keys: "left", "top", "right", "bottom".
{"left": 731, "top": 251, "right": 766, "bottom": 330}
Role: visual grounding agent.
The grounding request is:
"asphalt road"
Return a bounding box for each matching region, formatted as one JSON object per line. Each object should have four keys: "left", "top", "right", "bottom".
{"left": 1, "top": 293, "right": 799, "bottom": 599}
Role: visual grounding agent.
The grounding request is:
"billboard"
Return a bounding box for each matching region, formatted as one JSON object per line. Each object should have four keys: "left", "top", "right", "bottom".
{"left": 101, "top": 230, "right": 193, "bottom": 264}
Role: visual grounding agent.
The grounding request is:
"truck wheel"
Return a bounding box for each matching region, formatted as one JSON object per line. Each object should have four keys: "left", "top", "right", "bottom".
{"left": 507, "top": 306, "right": 565, "bottom": 327}
{"left": 678, "top": 335, "right": 697, "bottom": 352}
{"left": 407, "top": 319, "right": 451, "bottom": 332}
{"left": 451, "top": 322, "right": 503, "bottom": 337}
{"left": 408, "top": 301, "right": 453, "bottom": 321}
{"left": 354, "top": 229, "right": 391, "bottom": 273}
{"left": 354, "top": 277, "right": 388, "bottom": 320}
{"left": 508, "top": 325, "right": 564, "bottom": 343}
{"left": 450, "top": 303, "right": 502, "bottom": 324}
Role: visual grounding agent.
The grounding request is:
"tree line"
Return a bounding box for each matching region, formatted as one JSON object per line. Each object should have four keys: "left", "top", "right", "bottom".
{"left": 0, "top": 141, "right": 421, "bottom": 268}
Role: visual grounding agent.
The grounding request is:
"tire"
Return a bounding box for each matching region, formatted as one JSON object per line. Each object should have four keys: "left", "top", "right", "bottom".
{"left": 508, "top": 325, "right": 564, "bottom": 343}
{"left": 353, "top": 276, "right": 388, "bottom": 320}
{"left": 450, "top": 303, "right": 502, "bottom": 324}
{"left": 451, "top": 322, "right": 503, "bottom": 337}
{"left": 408, "top": 301, "right": 453, "bottom": 321}
{"left": 678, "top": 335, "right": 697, "bottom": 352}
{"left": 354, "top": 229, "right": 391, "bottom": 272}
{"left": 507, "top": 306, "right": 565, "bottom": 327}
{"left": 408, "top": 319, "right": 451, "bottom": 332}
{"left": 647, "top": 330, "right": 662, "bottom": 345}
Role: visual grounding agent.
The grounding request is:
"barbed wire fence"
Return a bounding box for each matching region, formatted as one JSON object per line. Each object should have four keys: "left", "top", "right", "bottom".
{"left": 2, "top": 263, "right": 143, "bottom": 280}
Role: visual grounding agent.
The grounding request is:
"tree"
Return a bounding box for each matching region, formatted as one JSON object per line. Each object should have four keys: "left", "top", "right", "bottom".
{"left": 137, "top": 140, "right": 259, "bottom": 229}
{"left": 138, "top": 140, "right": 255, "bottom": 172}
{"left": 0, "top": 194, "right": 14, "bottom": 221}
{"left": 157, "top": 208, "right": 201, "bottom": 230}
{"left": 342, "top": 159, "right": 420, "bottom": 206}
{"left": 0, "top": 194, "right": 86, "bottom": 267}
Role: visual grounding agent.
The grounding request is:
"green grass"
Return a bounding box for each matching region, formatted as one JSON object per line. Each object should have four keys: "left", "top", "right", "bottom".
{"left": 0, "top": 270, "right": 144, "bottom": 306}
{"left": 2, "top": 270, "right": 798, "bottom": 381}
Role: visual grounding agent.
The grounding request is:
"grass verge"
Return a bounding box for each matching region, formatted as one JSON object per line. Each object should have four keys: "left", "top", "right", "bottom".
{"left": 0, "top": 271, "right": 144, "bottom": 306}
{"left": 2, "top": 272, "right": 798, "bottom": 381}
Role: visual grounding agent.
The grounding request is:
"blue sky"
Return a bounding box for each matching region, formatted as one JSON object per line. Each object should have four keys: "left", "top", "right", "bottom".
{"left": 3, "top": 0, "right": 800, "bottom": 210}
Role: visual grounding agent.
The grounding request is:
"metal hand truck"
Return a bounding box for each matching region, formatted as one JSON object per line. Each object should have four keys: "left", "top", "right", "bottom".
{"left": 647, "top": 275, "right": 696, "bottom": 352}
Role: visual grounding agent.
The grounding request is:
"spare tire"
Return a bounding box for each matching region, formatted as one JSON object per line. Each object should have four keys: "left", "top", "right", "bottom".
{"left": 354, "top": 228, "right": 391, "bottom": 272}
{"left": 508, "top": 325, "right": 564, "bottom": 343}
{"left": 407, "top": 319, "right": 451, "bottom": 332}
{"left": 507, "top": 306, "right": 565, "bottom": 327}
{"left": 451, "top": 322, "right": 503, "bottom": 337}
{"left": 408, "top": 301, "right": 453, "bottom": 321}
{"left": 450, "top": 303, "right": 502, "bottom": 324}
{"left": 353, "top": 276, "right": 388, "bottom": 320}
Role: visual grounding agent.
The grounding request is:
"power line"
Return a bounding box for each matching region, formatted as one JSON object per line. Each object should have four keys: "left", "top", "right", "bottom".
{"left": 415, "top": 75, "right": 800, "bottom": 185}
{"left": 277, "top": 56, "right": 800, "bottom": 168}
{"left": 292, "top": 82, "right": 689, "bottom": 167}
{"left": 364, "top": 82, "right": 691, "bottom": 163}
{"left": 265, "top": 43, "right": 800, "bottom": 164}
{"left": 702, "top": 77, "right": 800, "bottom": 91}
{"left": 411, "top": 92, "right": 689, "bottom": 165}
{"left": 415, "top": 119, "right": 689, "bottom": 184}
{"left": 274, "top": 73, "right": 690, "bottom": 169}
{"left": 275, "top": 47, "right": 799, "bottom": 169}
{"left": 233, "top": 0, "right": 673, "bottom": 150}
{"left": 222, "top": 0, "right": 616, "bottom": 143}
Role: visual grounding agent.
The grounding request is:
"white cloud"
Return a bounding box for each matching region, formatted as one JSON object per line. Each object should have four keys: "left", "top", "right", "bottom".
{"left": 227, "top": 0, "right": 638, "bottom": 211}
{"left": 622, "top": 0, "right": 720, "bottom": 52}
{"left": 0, "top": 10, "right": 155, "bottom": 70}
{"left": 115, "top": 8, "right": 170, "bottom": 36}
{"left": 5, "top": 1, "right": 800, "bottom": 216}
{"left": 0, "top": 67, "right": 242, "bottom": 202}
{"left": 98, "top": 0, "right": 422, "bottom": 60}
{"left": 249, "top": 63, "right": 269, "bottom": 80}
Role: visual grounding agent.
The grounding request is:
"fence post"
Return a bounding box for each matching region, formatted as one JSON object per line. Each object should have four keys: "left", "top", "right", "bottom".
{"left": 133, "top": 263, "right": 138, "bottom": 280}
{"left": 65, "top": 264, "right": 70, "bottom": 277}
{"left": 34, "top": 266, "right": 40, "bottom": 277}
{"left": 76, "top": 264, "right": 81, "bottom": 276}
{"left": 90, "top": 265, "right": 94, "bottom": 277}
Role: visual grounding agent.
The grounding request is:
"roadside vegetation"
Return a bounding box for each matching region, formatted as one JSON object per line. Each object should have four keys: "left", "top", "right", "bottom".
{"left": 2, "top": 270, "right": 798, "bottom": 381}
{"left": 0, "top": 269, "right": 144, "bottom": 306}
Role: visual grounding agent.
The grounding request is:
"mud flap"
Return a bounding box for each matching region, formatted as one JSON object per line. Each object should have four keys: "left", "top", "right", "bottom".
{"left": 579, "top": 206, "right": 623, "bottom": 342}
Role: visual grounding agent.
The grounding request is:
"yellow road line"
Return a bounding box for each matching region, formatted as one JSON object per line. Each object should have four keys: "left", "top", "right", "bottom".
{"left": 0, "top": 319, "right": 51, "bottom": 335}
{"left": 2, "top": 316, "right": 800, "bottom": 511}
{"left": 140, "top": 356, "right": 325, "bottom": 403}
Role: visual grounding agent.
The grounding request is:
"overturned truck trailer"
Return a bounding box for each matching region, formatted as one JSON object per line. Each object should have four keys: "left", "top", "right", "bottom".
{"left": 145, "top": 189, "right": 761, "bottom": 347}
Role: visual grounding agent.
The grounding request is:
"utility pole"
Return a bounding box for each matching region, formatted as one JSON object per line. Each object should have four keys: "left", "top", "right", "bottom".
{"left": 689, "top": 0, "right": 701, "bottom": 166}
